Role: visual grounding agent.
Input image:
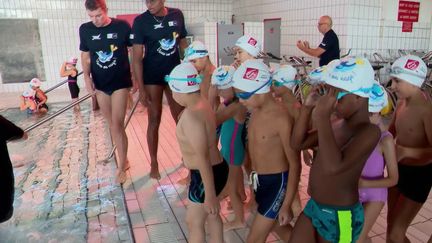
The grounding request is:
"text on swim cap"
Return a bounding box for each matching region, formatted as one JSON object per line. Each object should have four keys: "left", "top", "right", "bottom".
{"left": 404, "top": 59, "right": 420, "bottom": 70}
{"left": 243, "top": 68, "right": 259, "bottom": 81}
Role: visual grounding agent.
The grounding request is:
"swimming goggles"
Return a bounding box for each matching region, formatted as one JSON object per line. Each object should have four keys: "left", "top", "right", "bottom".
{"left": 272, "top": 78, "right": 301, "bottom": 87}
{"left": 184, "top": 47, "right": 208, "bottom": 59}
{"left": 235, "top": 78, "right": 272, "bottom": 100}
{"left": 164, "top": 75, "right": 202, "bottom": 84}
{"left": 336, "top": 87, "right": 372, "bottom": 100}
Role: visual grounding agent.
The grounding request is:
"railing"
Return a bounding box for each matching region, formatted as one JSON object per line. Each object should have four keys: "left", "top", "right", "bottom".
{"left": 45, "top": 72, "right": 84, "bottom": 94}
{"left": 24, "top": 93, "right": 92, "bottom": 132}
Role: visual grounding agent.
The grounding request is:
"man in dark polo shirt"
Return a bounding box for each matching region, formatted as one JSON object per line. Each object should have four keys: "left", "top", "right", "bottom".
{"left": 297, "top": 15, "right": 340, "bottom": 66}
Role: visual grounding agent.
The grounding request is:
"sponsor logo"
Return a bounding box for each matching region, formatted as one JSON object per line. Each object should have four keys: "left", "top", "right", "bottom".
{"left": 187, "top": 74, "right": 197, "bottom": 86}
{"left": 168, "top": 21, "right": 177, "bottom": 26}
{"left": 92, "top": 34, "right": 101, "bottom": 40}
{"left": 243, "top": 68, "right": 259, "bottom": 81}
{"left": 247, "top": 37, "right": 257, "bottom": 46}
{"left": 404, "top": 59, "right": 420, "bottom": 70}
{"left": 107, "top": 33, "right": 118, "bottom": 39}
{"left": 154, "top": 23, "right": 164, "bottom": 29}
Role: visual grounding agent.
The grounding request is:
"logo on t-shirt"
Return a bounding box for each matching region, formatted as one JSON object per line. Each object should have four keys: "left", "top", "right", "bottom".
{"left": 404, "top": 59, "right": 420, "bottom": 70}
{"left": 154, "top": 23, "right": 164, "bottom": 29}
{"left": 248, "top": 38, "right": 257, "bottom": 46}
{"left": 243, "top": 68, "right": 259, "bottom": 81}
{"left": 92, "top": 34, "right": 101, "bottom": 41}
{"left": 95, "top": 44, "right": 118, "bottom": 69}
{"left": 168, "top": 21, "right": 177, "bottom": 27}
{"left": 157, "top": 32, "right": 179, "bottom": 56}
{"left": 107, "top": 33, "right": 118, "bottom": 39}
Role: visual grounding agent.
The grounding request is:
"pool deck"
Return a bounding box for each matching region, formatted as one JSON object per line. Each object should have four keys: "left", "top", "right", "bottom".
{"left": 122, "top": 102, "right": 432, "bottom": 243}
{"left": 1, "top": 89, "right": 431, "bottom": 242}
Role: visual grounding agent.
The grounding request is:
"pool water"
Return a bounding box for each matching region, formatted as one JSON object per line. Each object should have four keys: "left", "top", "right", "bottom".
{"left": 0, "top": 102, "right": 132, "bottom": 242}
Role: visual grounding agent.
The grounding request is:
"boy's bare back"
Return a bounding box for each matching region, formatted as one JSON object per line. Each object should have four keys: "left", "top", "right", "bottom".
{"left": 176, "top": 99, "right": 220, "bottom": 170}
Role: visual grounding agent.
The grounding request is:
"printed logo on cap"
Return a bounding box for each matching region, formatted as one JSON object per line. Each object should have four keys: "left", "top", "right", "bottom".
{"left": 247, "top": 38, "right": 257, "bottom": 46}
{"left": 335, "top": 60, "right": 357, "bottom": 72}
{"left": 404, "top": 59, "right": 420, "bottom": 70}
{"left": 243, "top": 68, "right": 259, "bottom": 81}
{"left": 187, "top": 74, "right": 198, "bottom": 86}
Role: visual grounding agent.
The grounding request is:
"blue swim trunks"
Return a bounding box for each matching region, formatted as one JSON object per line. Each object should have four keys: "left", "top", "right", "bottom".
{"left": 188, "top": 161, "right": 229, "bottom": 203}
{"left": 251, "top": 171, "right": 288, "bottom": 219}
{"left": 304, "top": 198, "right": 364, "bottom": 243}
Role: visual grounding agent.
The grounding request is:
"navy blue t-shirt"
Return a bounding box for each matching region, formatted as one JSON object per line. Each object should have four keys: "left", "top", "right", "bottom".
{"left": 79, "top": 18, "right": 132, "bottom": 93}
{"left": 318, "top": 29, "right": 340, "bottom": 66}
{"left": 0, "top": 115, "right": 23, "bottom": 222}
{"left": 131, "top": 8, "right": 187, "bottom": 85}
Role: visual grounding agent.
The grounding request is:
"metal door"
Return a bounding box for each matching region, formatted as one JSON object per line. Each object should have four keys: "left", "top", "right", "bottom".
{"left": 264, "top": 19, "right": 281, "bottom": 62}
{"left": 217, "top": 24, "right": 243, "bottom": 66}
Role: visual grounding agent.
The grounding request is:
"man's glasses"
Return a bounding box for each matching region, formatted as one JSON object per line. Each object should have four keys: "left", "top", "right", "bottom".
{"left": 235, "top": 79, "right": 272, "bottom": 100}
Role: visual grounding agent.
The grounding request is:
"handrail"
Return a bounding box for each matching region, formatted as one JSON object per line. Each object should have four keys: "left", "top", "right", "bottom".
{"left": 24, "top": 93, "right": 92, "bottom": 132}
{"left": 45, "top": 72, "right": 83, "bottom": 94}
{"left": 106, "top": 97, "right": 140, "bottom": 159}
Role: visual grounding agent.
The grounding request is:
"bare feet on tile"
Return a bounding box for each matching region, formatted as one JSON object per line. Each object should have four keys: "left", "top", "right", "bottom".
{"left": 150, "top": 163, "right": 161, "bottom": 180}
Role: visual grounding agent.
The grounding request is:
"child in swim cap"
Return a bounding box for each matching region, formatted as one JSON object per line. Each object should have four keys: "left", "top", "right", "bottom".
{"left": 233, "top": 34, "right": 262, "bottom": 68}
{"left": 29, "top": 78, "right": 48, "bottom": 113}
{"left": 386, "top": 55, "right": 432, "bottom": 242}
{"left": 60, "top": 57, "right": 80, "bottom": 111}
{"left": 19, "top": 89, "right": 37, "bottom": 114}
{"left": 232, "top": 59, "right": 300, "bottom": 242}
{"left": 357, "top": 81, "right": 398, "bottom": 243}
{"left": 166, "top": 62, "right": 228, "bottom": 243}
{"left": 290, "top": 56, "right": 381, "bottom": 243}
{"left": 211, "top": 65, "right": 248, "bottom": 231}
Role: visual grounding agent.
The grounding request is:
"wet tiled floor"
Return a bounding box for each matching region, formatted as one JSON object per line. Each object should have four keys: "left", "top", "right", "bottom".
{"left": 1, "top": 99, "right": 431, "bottom": 242}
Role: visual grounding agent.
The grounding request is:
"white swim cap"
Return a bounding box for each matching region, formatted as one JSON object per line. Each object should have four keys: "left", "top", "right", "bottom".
{"left": 211, "top": 65, "right": 236, "bottom": 90}
{"left": 390, "top": 55, "right": 427, "bottom": 88}
{"left": 235, "top": 35, "right": 262, "bottom": 58}
{"left": 29, "top": 78, "right": 42, "bottom": 88}
{"left": 66, "top": 57, "right": 78, "bottom": 65}
{"left": 232, "top": 59, "right": 271, "bottom": 94}
{"left": 184, "top": 40, "right": 209, "bottom": 61}
{"left": 166, "top": 62, "right": 202, "bottom": 94}
{"left": 368, "top": 81, "right": 388, "bottom": 113}
{"left": 272, "top": 65, "right": 298, "bottom": 90}
{"left": 22, "top": 89, "right": 36, "bottom": 98}
{"left": 309, "top": 59, "right": 339, "bottom": 85}
{"left": 325, "top": 57, "right": 374, "bottom": 98}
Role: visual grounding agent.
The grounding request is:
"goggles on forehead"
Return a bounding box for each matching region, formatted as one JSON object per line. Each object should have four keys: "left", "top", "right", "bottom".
{"left": 235, "top": 78, "right": 272, "bottom": 100}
